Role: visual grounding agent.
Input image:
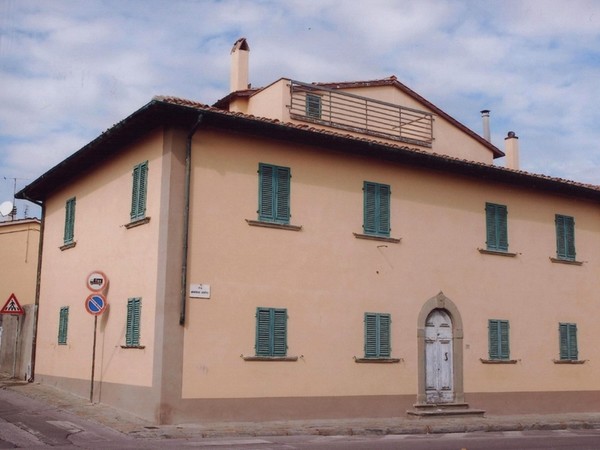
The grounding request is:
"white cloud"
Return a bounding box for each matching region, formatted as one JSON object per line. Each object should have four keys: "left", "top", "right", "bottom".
{"left": 1, "top": 0, "right": 599, "bottom": 220}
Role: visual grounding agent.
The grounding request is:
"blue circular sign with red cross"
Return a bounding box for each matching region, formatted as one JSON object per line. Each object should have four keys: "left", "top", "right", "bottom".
{"left": 85, "top": 293, "right": 107, "bottom": 316}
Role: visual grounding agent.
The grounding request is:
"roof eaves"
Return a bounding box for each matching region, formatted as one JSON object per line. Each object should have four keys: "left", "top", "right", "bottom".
{"left": 16, "top": 95, "right": 600, "bottom": 205}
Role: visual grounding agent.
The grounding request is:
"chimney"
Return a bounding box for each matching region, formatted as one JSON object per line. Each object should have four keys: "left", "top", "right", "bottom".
{"left": 504, "top": 131, "right": 520, "bottom": 170}
{"left": 230, "top": 37, "right": 250, "bottom": 93}
{"left": 481, "top": 110, "right": 491, "bottom": 142}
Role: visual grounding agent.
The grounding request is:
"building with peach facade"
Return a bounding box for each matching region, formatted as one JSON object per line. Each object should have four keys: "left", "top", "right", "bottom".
{"left": 17, "top": 39, "right": 600, "bottom": 424}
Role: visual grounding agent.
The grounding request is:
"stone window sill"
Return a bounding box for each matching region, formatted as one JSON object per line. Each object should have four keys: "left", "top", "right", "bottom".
{"left": 125, "top": 217, "right": 151, "bottom": 229}
{"left": 242, "top": 355, "right": 299, "bottom": 361}
{"left": 246, "top": 219, "right": 302, "bottom": 231}
{"left": 550, "top": 257, "right": 583, "bottom": 266}
{"left": 120, "top": 345, "right": 145, "bottom": 349}
{"left": 60, "top": 242, "right": 77, "bottom": 251}
{"left": 478, "top": 248, "right": 517, "bottom": 257}
{"left": 354, "top": 357, "right": 401, "bottom": 363}
{"left": 553, "top": 359, "right": 586, "bottom": 364}
{"left": 353, "top": 233, "right": 401, "bottom": 244}
{"left": 480, "top": 358, "right": 518, "bottom": 364}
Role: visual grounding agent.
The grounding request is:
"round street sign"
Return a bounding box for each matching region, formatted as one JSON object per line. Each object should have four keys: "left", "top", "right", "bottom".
{"left": 85, "top": 293, "right": 107, "bottom": 316}
{"left": 87, "top": 271, "right": 108, "bottom": 292}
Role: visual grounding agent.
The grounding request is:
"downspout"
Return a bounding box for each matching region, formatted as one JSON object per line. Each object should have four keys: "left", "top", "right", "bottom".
{"left": 20, "top": 194, "right": 44, "bottom": 382}
{"left": 180, "top": 115, "right": 204, "bottom": 325}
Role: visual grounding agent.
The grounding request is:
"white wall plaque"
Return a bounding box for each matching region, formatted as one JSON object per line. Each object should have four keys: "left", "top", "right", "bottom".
{"left": 190, "top": 283, "right": 211, "bottom": 299}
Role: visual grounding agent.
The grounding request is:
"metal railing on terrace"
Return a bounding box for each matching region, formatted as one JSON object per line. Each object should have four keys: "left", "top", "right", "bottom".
{"left": 288, "top": 80, "right": 434, "bottom": 147}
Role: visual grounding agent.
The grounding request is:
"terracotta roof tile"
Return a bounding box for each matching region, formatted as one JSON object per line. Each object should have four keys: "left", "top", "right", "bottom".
{"left": 155, "top": 95, "right": 600, "bottom": 194}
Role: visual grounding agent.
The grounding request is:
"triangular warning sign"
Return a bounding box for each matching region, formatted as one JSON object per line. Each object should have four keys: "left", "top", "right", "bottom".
{"left": 1, "top": 293, "right": 24, "bottom": 315}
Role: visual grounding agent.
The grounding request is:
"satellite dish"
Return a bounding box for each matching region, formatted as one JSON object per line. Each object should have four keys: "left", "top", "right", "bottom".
{"left": 0, "top": 201, "right": 13, "bottom": 217}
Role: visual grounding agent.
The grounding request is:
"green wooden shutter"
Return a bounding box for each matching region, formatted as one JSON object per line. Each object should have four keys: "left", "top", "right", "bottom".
{"left": 258, "top": 164, "right": 290, "bottom": 224}
{"left": 131, "top": 162, "right": 148, "bottom": 221}
{"left": 485, "top": 203, "right": 508, "bottom": 251}
{"left": 363, "top": 182, "right": 377, "bottom": 235}
{"left": 255, "top": 307, "right": 287, "bottom": 357}
{"left": 488, "top": 320, "right": 499, "bottom": 359}
{"left": 378, "top": 184, "right": 391, "bottom": 236}
{"left": 126, "top": 298, "right": 141, "bottom": 346}
{"left": 272, "top": 309, "right": 287, "bottom": 357}
{"left": 63, "top": 198, "right": 76, "bottom": 244}
{"left": 556, "top": 215, "right": 575, "bottom": 260}
{"left": 258, "top": 164, "right": 274, "bottom": 221}
{"left": 364, "top": 313, "right": 378, "bottom": 357}
{"left": 365, "top": 313, "right": 391, "bottom": 358}
{"left": 306, "top": 94, "right": 322, "bottom": 119}
{"left": 275, "top": 166, "right": 290, "bottom": 223}
{"left": 559, "top": 323, "right": 578, "bottom": 360}
{"left": 58, "top": 307, "right": 69, "bottom": 345}
{"left": 499, "top": 320, "right": 510, "bottom": 359}
{"left": 378, "top": 313, "right": 391, "bottom": 357}
{"left": 363, "top": 182, "right": 390, "bottom": 237}
{"left": 488, "top": 319, "right": 510, "bottom": 360}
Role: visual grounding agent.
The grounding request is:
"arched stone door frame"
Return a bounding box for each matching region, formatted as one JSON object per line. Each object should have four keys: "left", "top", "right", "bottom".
{"left": 416, "top": 292, "right": 464, "bottom": 405}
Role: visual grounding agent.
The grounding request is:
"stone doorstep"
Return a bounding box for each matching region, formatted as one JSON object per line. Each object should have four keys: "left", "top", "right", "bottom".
{"left": 407, "top": 403, "right": 486, "bottom": 418}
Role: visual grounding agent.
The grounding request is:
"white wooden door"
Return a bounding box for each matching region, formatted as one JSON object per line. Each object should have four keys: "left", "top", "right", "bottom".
{"left": 425, "top": 309, "right": 454, "bottom": 403}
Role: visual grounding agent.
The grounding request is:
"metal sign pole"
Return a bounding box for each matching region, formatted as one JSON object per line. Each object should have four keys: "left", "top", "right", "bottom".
{"left": 90, "top": 315, "right": 98, "bottom": 403}
{"left": 12, "top": 315, "right": 20, "bottom": 378}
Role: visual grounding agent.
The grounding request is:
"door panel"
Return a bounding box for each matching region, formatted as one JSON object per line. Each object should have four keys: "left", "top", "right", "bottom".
{"left": 425, "top": 310, "right": 454, "bottom": 403}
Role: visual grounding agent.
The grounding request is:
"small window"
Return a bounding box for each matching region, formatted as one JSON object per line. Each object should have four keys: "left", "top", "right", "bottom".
{"left": 125, "top": 298, "right": 141, "bottom": 347}
{"left": 364, "top": 313, "right": 391, "bottom": 358}
{"left": 131, "top": 161, "right": 148, "bottom": 221}
{"left": 306, "top": 93, "right": 322, "bottom": 119}
{"left": 255, "top": 307, "right": 287, "bottom": 357}
{"left": 363, "top": 181, "right": 390, "bottom": 237}
{"left": 258, "top": 163, "right": 290, "bottom": 224}
{"left": 485, "top": 203, "right": 508, "bottom": 251}
{"left": 58, "top": 307, "right": 69, "bottom": 345}
{"left": 559, "top": 322, "right": 578, "bottom": 360}
{"left": 555, "top": 214, "right": 576, "bottom": 261}
{"left": 63, "top": 197, "right": 76, "bottom": 245}
{"left": 488, "top": 319, "right": 510, "bottom": 360}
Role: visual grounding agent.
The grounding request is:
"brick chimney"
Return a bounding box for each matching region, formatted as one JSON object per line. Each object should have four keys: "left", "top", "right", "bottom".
{"left": 230, "top": 38, "right": 250, "bottom": 93}
{"left": 504, "top": 131, "right": 520, "bottom": 170}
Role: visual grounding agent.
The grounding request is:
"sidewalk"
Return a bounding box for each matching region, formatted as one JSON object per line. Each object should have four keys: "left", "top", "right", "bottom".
{"left": 2, "top": 375, "right": 600, "bottom": 440}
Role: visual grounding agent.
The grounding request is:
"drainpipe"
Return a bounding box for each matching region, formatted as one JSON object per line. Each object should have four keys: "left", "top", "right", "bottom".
{"left": 20, "top": 194, "right": 44, "bottom": 382}
{"left": 180, "top": 115, "right": 204, "bottom": 325}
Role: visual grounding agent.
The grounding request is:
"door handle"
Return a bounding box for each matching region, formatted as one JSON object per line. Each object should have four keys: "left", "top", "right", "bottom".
{"left": 444, "top": 352, "right": 448, "bottom": 361}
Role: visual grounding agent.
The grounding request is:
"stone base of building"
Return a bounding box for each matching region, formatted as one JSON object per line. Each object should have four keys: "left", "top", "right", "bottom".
{"left": 33, "top": 374, "right": 600, "bottom": 424}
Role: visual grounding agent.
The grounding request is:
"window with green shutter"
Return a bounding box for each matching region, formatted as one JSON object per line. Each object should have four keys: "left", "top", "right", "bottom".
{"left": 485, "top": 203, "right": 508, "bottom": 251}
{"left": 555, "top": 214, "right": 576, "bottom": 261}
{"left": 488, "top": 319, "right": 510, "bottom": 360}
{"left": 559, "top": 322, "right": 578, "bottom": 360}
{"left": 363, "top": 182, "right": 391, "bottom": 237}
{"left": 130, "top": 161, "right": 148, "bottom": 221}
{"left": 364, "top": 312, "right": 391, "bottom": 358}
{"left": 255, "top": 307, "right": 287, "bottom": 357}
{"left": 258, "top": 163, "right": 290, "bottom": 224}
{"left": 58, "top": 307, "right": 69, "bottom": 345}
{"left": 63, "top": 197, "right": 76, "bottom": 244}
{"left": 306, "top": 93, "right": 322, "bottom": 119}
{"left": 126, "top": 298, "right": 141, "bottom": 347}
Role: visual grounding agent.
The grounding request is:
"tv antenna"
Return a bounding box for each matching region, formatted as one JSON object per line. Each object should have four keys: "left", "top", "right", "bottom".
{"left": 1, "top": 177, "right": 29, "bottom": 219}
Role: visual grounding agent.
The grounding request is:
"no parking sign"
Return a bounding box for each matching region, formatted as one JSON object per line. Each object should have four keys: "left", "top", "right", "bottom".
{"left": 85, "top": 293, "right": 107, "bottom": 316}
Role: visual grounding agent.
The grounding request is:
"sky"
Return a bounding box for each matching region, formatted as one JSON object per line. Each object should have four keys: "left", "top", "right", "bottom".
{"left": 1, "top": 0, "right": 599, "bottom": 219}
